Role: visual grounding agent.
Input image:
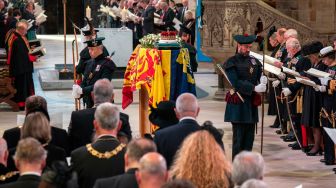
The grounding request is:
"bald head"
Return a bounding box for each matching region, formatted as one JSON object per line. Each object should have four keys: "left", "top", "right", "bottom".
{"left": 175, "top": 93, "right": 199, "bottom": 118}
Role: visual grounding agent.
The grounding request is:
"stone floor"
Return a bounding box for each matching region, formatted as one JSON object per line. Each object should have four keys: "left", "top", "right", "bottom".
{"left": 0, "top": 36, "right": 335, "bottom": 188}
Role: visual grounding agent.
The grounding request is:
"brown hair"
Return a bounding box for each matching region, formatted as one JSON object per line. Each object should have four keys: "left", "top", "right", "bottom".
{"left": 21, "top": 112, "right": 51, "bottom": 144}
{"left": 170, "top": 131, "right": 232, "bottom": 188}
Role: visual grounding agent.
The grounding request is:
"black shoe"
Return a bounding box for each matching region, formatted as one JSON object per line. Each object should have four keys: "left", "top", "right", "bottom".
{"left": 291, "top": 143, "right": 301, "bottom": 150}
{"left": 283, "top": 136, "right": 296, "bottom": 142}
{"left": 306, "top": 149, "right": 323, "bottom": 156}
{"left": 270, "top": 124, "right": 280, "bottom": 128}
{"left": 280, "top": 135, "right": 287, "bottom": 139}
{"left": 325, "top": 161, "right": 336, "bottom": 165}
{"left": 320, "top": 159, "right": 326, "bottom": 163}
{"left": 301, "top": 146, "right": 313, "bottom": 153}
{"left": 288, "top": 141, "right": 298, "bottom": 147}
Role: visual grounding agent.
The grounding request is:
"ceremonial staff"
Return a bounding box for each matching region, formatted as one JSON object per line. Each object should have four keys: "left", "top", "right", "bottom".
{"left": 71, "top": 21, "right": 81, "bottom": 110}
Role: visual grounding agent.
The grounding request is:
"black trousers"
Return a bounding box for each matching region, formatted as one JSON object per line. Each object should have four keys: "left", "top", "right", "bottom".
{"left": 232, "top": 123, "right": 255, "bottom": 160}
{"left": 322, "top": 118, "right": 335, "bottom": 164}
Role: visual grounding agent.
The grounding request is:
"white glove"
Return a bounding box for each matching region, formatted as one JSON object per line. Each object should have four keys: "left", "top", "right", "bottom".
{"left": 260, "top": 75, "right": 268, "bottom": 85}
{"left": 319, "top": 77, "right": 331, "bottom": 86}
{"left": 318, "top": 85, "right": 327, "bottom": 92}
{"left": 254, "top": 83, "right": 267, "bottom": 93}
{"left": 278, "top": 72, "right": 286, "bottom": 80}
{"left": 282, "top": 88, "right": 292, "bottom": 97}
{"left": 72, "top": 84, "right": 83, "bottom": 99}
{"left": 272, "top": 80, "right": 280, "bottom": 87}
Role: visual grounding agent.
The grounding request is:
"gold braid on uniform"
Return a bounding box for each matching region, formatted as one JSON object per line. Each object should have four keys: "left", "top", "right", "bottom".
{"left": 86, "top": 143, "right": 126, "bottom": 159}
{"left": 319, "top": 108, "right": 333, "bottom": 127}
{"left": 0, "top": 171, "right": 19, "bottom": 181}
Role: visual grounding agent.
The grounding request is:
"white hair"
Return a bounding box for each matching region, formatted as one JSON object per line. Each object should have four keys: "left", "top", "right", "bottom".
{"left": 286, "top": 38, "right": 301, "bottom": 50}
{"left": 95, "top": 102, "right": 120, "bottom": 130}
{"left": 175, "top": 93, "right": 198, "bottom": 114}
{"left": 284, "top": 29, "right": 298, "bottom": 40}
{"left": 232, "top": 151, "right": 265, "bottom": 186}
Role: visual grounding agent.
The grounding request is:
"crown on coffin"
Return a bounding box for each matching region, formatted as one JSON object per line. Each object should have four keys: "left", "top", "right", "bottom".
{"left": 160, "top": 31, "right": 177, "bottom": 40}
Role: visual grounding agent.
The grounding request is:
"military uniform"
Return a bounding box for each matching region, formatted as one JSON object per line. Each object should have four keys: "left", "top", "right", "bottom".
{"left": 71, "top": 135, "right": 126, "bottom": 188}
{"left": 224, "top": 38, "right": 263, "bottom": 159}
{"left": 76, "top": 46, "right": 110, "bottom": 75}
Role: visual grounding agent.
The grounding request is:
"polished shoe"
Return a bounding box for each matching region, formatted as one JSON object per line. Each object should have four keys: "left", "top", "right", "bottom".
{"left": 280, "top": 135, "right": 287, "bottom": 139}
{"left": 301, "top": 146, "right": 313, "bottom": 153}
{"left": 288, "top": 141, "right": 298, "bottom": 147}
{"left": 270, "top": 124, "right": 280, "bottom": 128}
{"left": 325, "top": 161, "right": 336, "bottom": 165}
{"left": 291, "top": 143, "right": 301, "bottom": 150}
{"left": 306, "top": 149, "right": 323, "bottom": 156}
{"left": 283, "top": 136, "right": 296, "bottom": 142}
{"left": 320, "top": 159, "right": 326, "bottom": 163}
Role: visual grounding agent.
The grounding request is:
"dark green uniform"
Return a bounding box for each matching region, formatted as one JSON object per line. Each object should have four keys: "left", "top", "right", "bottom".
{"left": 181, "top": 41, "right": 198, "bottom": 72}
{"left": 81, "top": 54, "right": 116, "bottom": 108}
{"left": 76, "top": 46, "right": 110, "bottom": 75}
{"left": 224, "top": 53, "right": 262, "bottom": 159}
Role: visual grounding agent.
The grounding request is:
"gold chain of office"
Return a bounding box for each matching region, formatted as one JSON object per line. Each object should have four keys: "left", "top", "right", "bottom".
{"left": 86, "top": 143, "right": 126, "bottom": 159}
{"left": 0, "top": 171, "right": 19, "bottom": 181}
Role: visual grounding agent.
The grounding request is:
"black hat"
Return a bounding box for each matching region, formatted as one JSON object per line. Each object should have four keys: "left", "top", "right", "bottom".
{"left": 319, "top": 46, "right": 335, "bottom": 58}
{"left": 84, "top": 37, "right": 105, "bottom": 47}
{"left": 233, "top": 34, "right": 257, "bottom": 44}
{"left": 149, "top": 101, "right": 179, "bottom": 128}
{"left": 267, "top": 26, "right": 277, "bottom": 39}
{"left": 180, "top": 24, "right": 192, "bottom": 35}
{"left": 301, "top": 41, "right": 323, "bottom": 56}
{"left": 82, "top": 17, "right": 99, "bottom": 36}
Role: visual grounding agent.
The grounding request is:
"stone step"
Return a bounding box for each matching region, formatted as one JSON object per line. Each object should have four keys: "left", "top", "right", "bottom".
{"left": 38, "top": 69, "right": 124, "bottom": 90}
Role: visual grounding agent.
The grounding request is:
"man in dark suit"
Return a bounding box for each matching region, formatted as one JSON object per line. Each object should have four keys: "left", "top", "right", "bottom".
{"left": 94, "top": 138, "right": 157, "bottom": 188}
{"left": 68, "top": 78, "right": 132, "bottom": 152}
{"left": 71, "top": 103, "right": 126, "bottom": 188}
{"left": 157, "top": 1, "right": 175, "bottom": 31}
{"left": 2, "top": 95, "right": 69, "bottom": 154}
{"left": 0, "top": 139, "right": 18, "bottom": 185}
{"left": 176, "top": 0, "right": 188, "bottom": 22}
{"left": 154, "top": 93, "right": 201, "bottom": 168}
{"left": 0, "top": 138, "right": 46, "bottom": 188}
{"left": 138, "top": 0, "right": 155, "bottom": 35}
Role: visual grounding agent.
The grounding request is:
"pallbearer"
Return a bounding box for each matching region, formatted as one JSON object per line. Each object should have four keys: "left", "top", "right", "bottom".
{"left": 223, "top": 34, "right": 267, "bottom": 159}
{"left": 72, "top": 37, "right": 117, "bottom": 108}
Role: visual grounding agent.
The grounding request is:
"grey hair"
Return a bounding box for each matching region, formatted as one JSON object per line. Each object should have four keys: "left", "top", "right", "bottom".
{"left": 139, "top": 152, "right": 167, "bottom": 177}
{"left": 14, "top": 138, "right": 47, "bottom": 164}
{"left": 94, "top": 102, "right": 120, "bottom": 130}
{"left": 159, "top": 1, "right": 168, "bottom": 8}
{"left": 232, "top": 151, "right": 265, "bottom": 186}
{"left": 175, "top": 93, "right": 198, "bottom": 113}
{"left": 286, "top": 38, "right": 301, "bottom": 50}
{"left": 126, "top": 138, "right": 157, "bottom": 162}
{"left": 240, "top": 179, "right": 268, "bottom": 188}
{"left": 93, "top": 79, "right": 114, "bottom": 104}
{"left": 284, "top": 29, "right": 298, "bottom": 39}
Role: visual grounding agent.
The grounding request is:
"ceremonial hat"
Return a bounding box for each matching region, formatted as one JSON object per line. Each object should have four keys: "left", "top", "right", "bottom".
{"left": 301, "top": 41, "right": 323, "bottom": 56}
{"left": 233, "top": 34, "right": 257, "bottom": 44}
{"left": 81, "top": 26, "right": 99, "bottom": 36}
{"left": 319, "top": 46, "right": 335, "bottom": 58}
{"left": 180, "top": 24, "right": 192, "bottom": 35}
{"left": 149, "top": 101, "right": 179, "bottom": 128}
{"left": 84, "top": 37, "right": 105, "bottom": 47}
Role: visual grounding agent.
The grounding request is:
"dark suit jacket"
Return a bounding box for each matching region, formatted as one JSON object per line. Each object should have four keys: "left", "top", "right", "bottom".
{"left": 141, "top": 5, "right": 155, "bottom": 35}
{"left": 71, "top": 136, "right": 126, "bottom": 188}
{"left": 0, "top": 164, "right": 19, "bottom": 185}
{"left": 93, "top": 168, "right": 138, "bottom": 188}
{"left": 154, "top": 118, "right": 200, "bottom": 168}
{"left": 0, "top": 174, "right": 40, "bottom": 188}
{"left": 68, "top": 108, "right": 132, "bottom": 152}
{"left": 161, "top": 8, "right": 176, "bottom": 31}
{"left": 2, "top": 126, "right": 69, "bottom": 155}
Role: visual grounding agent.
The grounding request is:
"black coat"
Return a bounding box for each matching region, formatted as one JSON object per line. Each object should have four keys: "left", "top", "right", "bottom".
{"left": 181, "top": 41, "right": 197, "bottom": 72}
{"left": 0, "top": 175, "right": 40, "bottom": 188}
{"left": 154, "top": 118, "right": 200, "bottom": 168}
{"left": 76, "top": 46, "right": 110, "bottom": 75}
{"left": 68, "top": 108, "right": 131, "bottom": 152}
{"left": 93, "top": 168, "right": 138, "bottom": 188}
{"left": 80, "top": 54, "right": 117, "bottom": 108}
{"left": 141, "top": 5, "right": 155, "bottom": 35}
{"left": 2, "top": 126, "right": 69, "bottom": 155}
{"left": 160, "top": 8, "right": 176, "bottom": 31}
{"left": 71, "top": 135, "right": 126, "bottom": 188}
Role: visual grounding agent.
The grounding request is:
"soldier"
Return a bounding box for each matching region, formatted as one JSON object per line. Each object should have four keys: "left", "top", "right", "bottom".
{"left": 223, "top": 34, "right": 267, "bottom": 159}
{"left": 179, "top": 24, "right": 197, "bottom": 72}
{"left": 76, "top": 18, "right": 109, "bottom": 76}
{"left": 281, "top": 38, "right": 311, "bottom": 149}
{"left": 72, "top": 37, "right": 117, "bottom": 108}
{"left": 316, "top": 46, "right": 336, "bottom": 165}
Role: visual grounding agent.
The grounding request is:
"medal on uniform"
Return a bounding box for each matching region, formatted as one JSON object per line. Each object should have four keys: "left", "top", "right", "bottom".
{"left": 88, "top": 73, "right": 93, "bottom": 79}
{"left": 249, "top": 66, "right": 254, "bottom": 74}
{"left": 95, "top": 65, "right": 101, "bottom": 71}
